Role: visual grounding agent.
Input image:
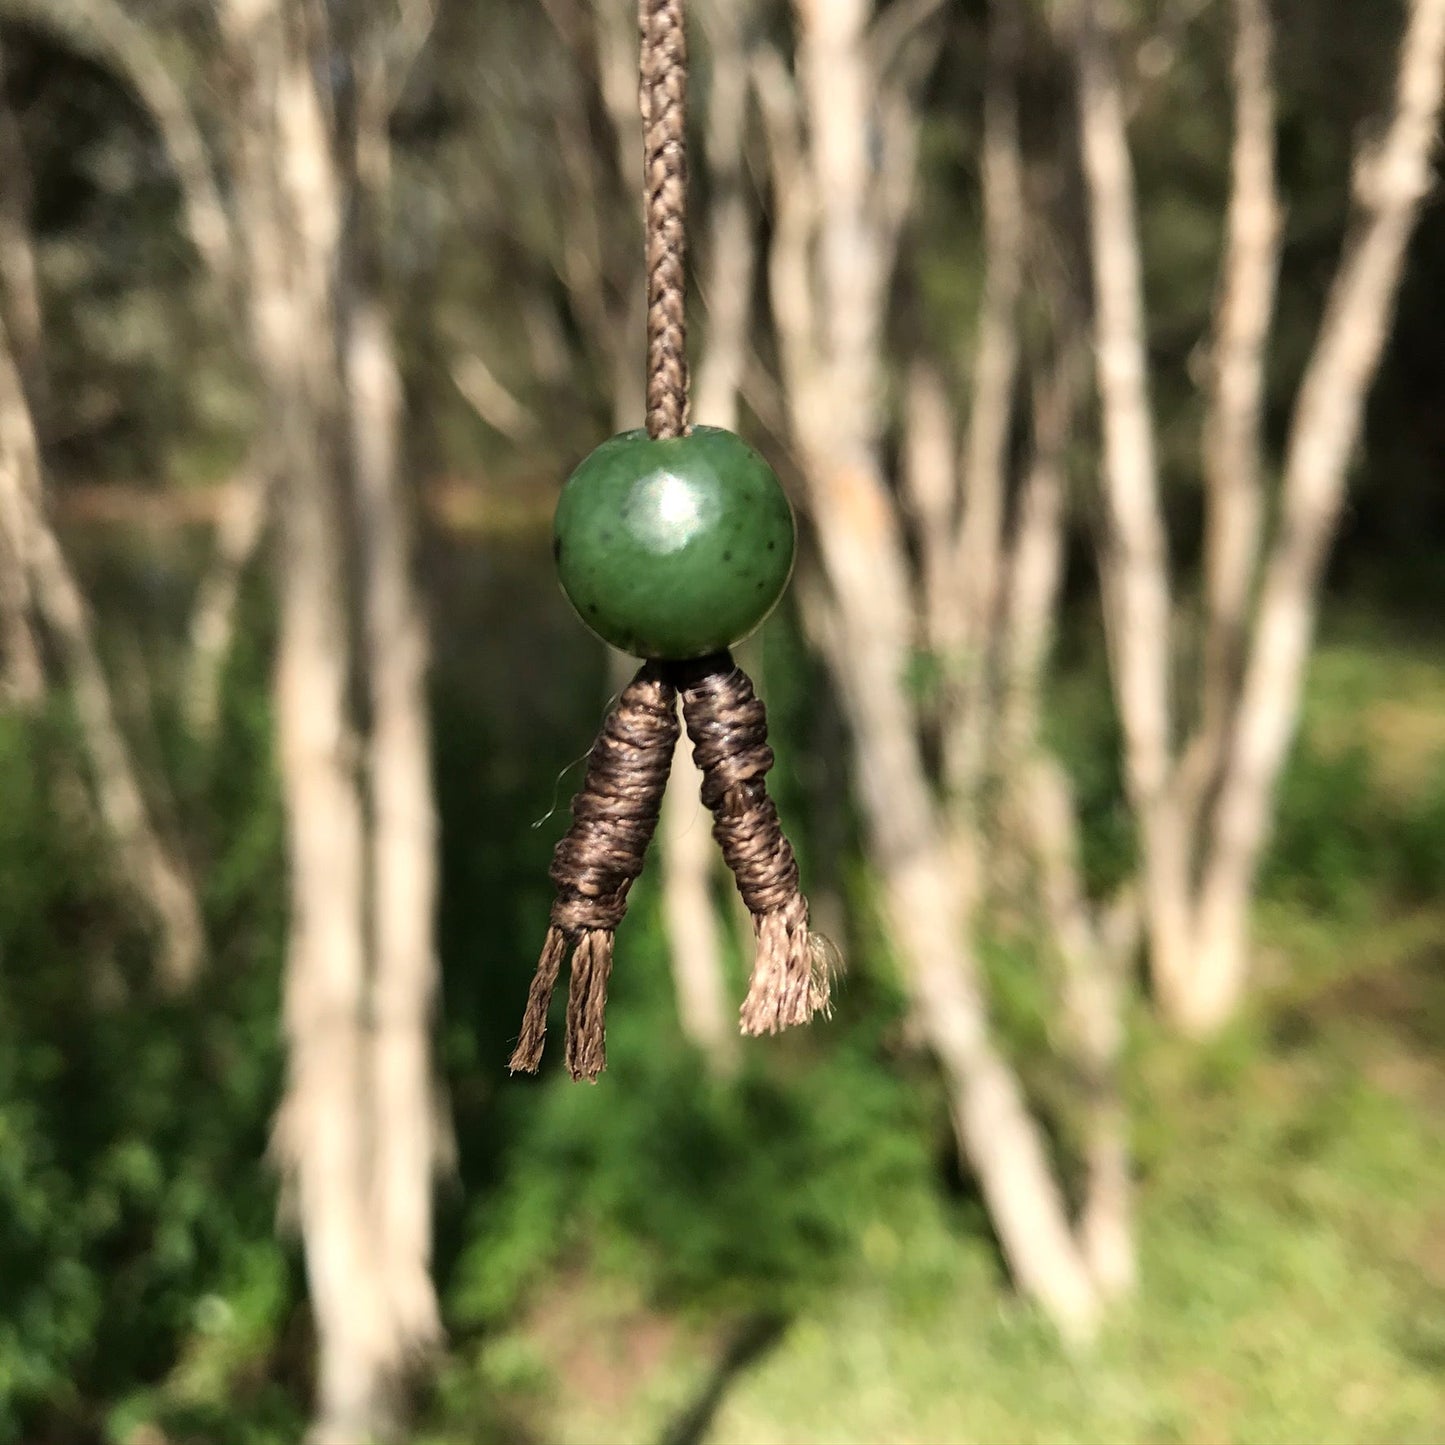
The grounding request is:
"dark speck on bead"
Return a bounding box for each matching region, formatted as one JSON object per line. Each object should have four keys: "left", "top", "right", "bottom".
{"left": 723, "top": 550, "right": 733, "bottom": 563}
{"left": 553, "top": 536, "right": 563, "bottom": 563}
{"left": 767, "top": 540, "right": 776, "bottom": 551}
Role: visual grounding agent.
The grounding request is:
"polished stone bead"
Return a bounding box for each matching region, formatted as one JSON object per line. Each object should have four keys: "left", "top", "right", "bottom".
{"left": 553, "top": 426, "right": 796, "bottom": 660}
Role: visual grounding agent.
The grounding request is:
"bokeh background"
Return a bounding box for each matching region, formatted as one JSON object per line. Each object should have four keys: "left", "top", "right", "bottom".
{"left": 1, "top": 0, "right": 1443, "bottom": 1442}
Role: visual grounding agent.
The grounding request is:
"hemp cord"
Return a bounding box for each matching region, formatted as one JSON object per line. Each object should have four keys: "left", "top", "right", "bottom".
{"left": 509, "top": 667, "right": 678, "bottom": 1079}
{"left": 675, "top": 656, "right": 831, "bottom": 1034}
{"left": 641, "top": 0, "right": 690, "bottom": 441}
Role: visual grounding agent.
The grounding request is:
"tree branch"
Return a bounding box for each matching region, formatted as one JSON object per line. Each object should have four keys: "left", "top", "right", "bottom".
{"left": 1180, "top": 0, "right": 1281, "bottom": 824}
{"left": 1071, "top": 0, "right": 1195, "bottom": 1003}
{"left": 944, "top": 0, "right": 1026, "bottom": 799}
{"left": 184, "top": 464, "right": 273, "bottom": 739}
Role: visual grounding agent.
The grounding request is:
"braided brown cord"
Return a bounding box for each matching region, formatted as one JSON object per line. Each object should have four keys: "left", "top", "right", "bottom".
{"left": 640, "top": 0, "right": 689, "bottom": 439}
{"left": 675, "top": 655, "right": 831, "bottom": 1035}
{"left": 509, "top": 666, "right": 679, "bottom": 1079}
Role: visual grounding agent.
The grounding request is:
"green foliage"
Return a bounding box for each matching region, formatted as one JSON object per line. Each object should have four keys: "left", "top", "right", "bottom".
{"left": 450, "top": 960, "right": 928, "bottom": 1325}
{"left": 434, "top": 915, "right": 1445, "bottom": 1445}
{"left": 7, "top": 514, "right": 1445, "bottom": 1445}
{"left": 0, "top": 611, "right": 295, "bottom": 1444}
{"left": 1046, "top": 649, "right": 1137, "bottom": 900}
{"left": 1264, "top": 709, "right": 1445, "bottom": 920}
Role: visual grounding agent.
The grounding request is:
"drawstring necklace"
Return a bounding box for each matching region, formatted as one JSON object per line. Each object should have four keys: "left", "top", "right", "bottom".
{"left": 509, "top": 0, "right": 831, "bottom": 1081}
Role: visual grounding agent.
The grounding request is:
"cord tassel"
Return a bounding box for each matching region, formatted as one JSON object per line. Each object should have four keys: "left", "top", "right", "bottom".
{"left": 675, "top": 655, "right": 831, "bottom": 1035}
{"left": 509, "top": 666, "right": 679, "bottom": 1079}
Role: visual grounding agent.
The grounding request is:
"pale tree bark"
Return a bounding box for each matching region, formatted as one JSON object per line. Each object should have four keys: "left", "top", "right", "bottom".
{"left": 449, "top": 352, "right": 540, "bottom": 443}
{"left": 998, "top": 330, "right": 1137, "bottom": 1298}
{"left": 0, "top": 54, "right": 204, "bottom": 987}
{"left": 20, "top": 0, "right": 448, "bottom": 1425}
{"left": 183, "top": 463, "right": 272, "bottom": 738}
{"left": 1184, "top": 0, "right": 1281, "bottom": 821}
{"left": 1185, "top": 0, "right": 1445, "bottom": 1030}
{"left": 1072, "top": 0, "right": 1194, "bottom": 1012}
{"left": 1073, "top": 0, "right": 1445, "bottom": 1034}
{"left": 344, "top": 34, "right": 447, "bottom": 1369}
{"left": 0, "top": 48, "right": 44, "bottom": 407}
{"left": 0, "top": 48, "right": 43, "bottom": 703}
{"left": 0, "top": 473, "right": 39, "bottom": 705}
{"left": 0, "top": 326, "right": 207, "bottom": 989}
{"left": 943, "top": 0, "right": 1027, "bottom": 799}
{"left": 997, "top": 370, "right": 1071, "bottom": 761}
{"left": 768, "top": 0, "right": 1105, "bottom": 1339}
{"left": 217, "top": 1, "right": 395, "bottom": 1435}
{"left": 903, "top": 360, "right": 956, "bottom": 664}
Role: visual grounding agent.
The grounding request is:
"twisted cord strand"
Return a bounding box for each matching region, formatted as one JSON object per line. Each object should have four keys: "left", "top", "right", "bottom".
{"left": 509, "top": 667, "right": 679, "bottom": 1078}
{"left": 641, "top": 0, "right": 689, "bottom": 439}
{"left": 674, "top": 655, "right": 832, "bottom": 1034}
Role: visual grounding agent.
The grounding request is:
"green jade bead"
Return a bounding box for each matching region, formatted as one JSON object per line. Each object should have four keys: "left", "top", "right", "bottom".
{"left": 553, "top": 425, "right": 796, "bottom": 660}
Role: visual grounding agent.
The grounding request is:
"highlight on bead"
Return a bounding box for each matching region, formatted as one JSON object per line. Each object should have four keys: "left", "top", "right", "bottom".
{"left": 552, "top": 426, "right": 796, "bottom": 660}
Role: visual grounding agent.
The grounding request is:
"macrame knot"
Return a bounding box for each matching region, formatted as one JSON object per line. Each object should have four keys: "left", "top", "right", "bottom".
{"left": 675, "top": 655, "right": 831, "bottom": 1035}
{"left": 509, "top": 666, "right": 678, "bottom": 1080}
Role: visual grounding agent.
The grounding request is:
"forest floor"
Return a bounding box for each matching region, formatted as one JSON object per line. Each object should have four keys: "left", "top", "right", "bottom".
{"left": 423, "top": 622, "right": 1445, "bottom": 1445}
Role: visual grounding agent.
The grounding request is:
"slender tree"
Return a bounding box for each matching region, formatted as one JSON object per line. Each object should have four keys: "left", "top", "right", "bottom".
{"left": 4, "top": 0, "right": 450, "bottom": 1431}
{"left": 1072, "top": 0, "right": 1445, "bottom": 1031}
{"left": 758, "top": 0, "right": 1133, "bottom": 1337}
{"left": 0, "top": 39, "right": 204, "bottom": 988}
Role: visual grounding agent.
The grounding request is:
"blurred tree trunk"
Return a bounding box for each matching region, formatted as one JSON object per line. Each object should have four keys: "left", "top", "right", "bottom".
{"left": 1187, "top": 0, "right": 1445, "bottom": 1028}
{"left": 761, "top": 0, "right": 1119, "bottom": 1339}
{"left": 343, "top": 28, "right": 448, "bottom": 1373}
{"left": 1071, "top": 0, "right": 1445, "bottom": 1034}
{"left": 218, "top": 0, "right": 444, "bottom": 1434}
{"left": 0, "top": 0, "right": 266, "bottom": 741}
{"left": 1186, "top": 0, "right": 1280, "bottom": 826}
{"left": 0, "top": 53, "right": 43, "bottom": 705}
{"left": 7, "top": 0, "right": 451, "bottom": 1418}
{"left": 183, "top": 461, "right": 271, "bottom": 738}
{"left": 943, "top": 0, "right": 1026, "bottom": 802}
{"left": 217, "top": 4, "right": 389, "bottom": 1435}
{"left": 0, "top": 329, "right": 207, "bottom": 989}
{"left": 1071, "top": 0, "right": 1194, "bottom": 1015}
{"left": 0, "top": 50, "right": 204, "bottom": 987}
{"left": 995, "top": 280, "right": 1139, "bottom": 1297}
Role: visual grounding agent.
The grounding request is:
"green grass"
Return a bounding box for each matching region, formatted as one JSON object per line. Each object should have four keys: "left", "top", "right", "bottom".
{"left": 428, "top": 909, "right": 1444, "bottom": 1445}
{"left": 8, "top": 588, "right": 1445, "bottom": 1445}
{"left": 415, "top": 623, "right": 1445, "bottom": 1445}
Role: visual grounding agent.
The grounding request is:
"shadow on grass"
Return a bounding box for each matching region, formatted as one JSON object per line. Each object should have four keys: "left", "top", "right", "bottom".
{"left": 657, "top": 1312, "right": 790, "bottom": 1445}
